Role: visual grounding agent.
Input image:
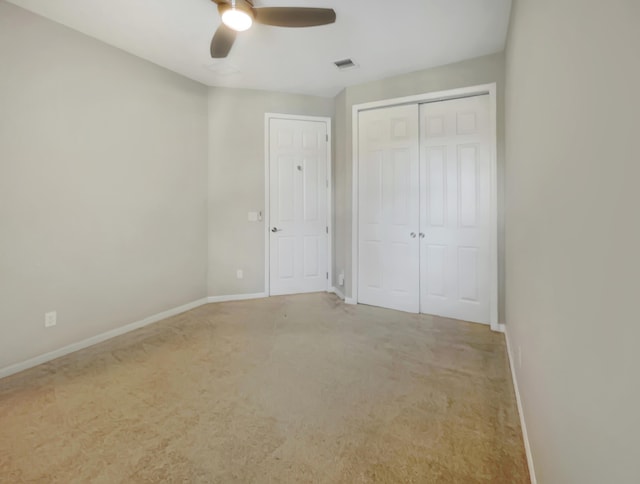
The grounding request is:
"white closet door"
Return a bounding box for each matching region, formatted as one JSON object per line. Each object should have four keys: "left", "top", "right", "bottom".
{"left": 358, "top": 104, "right": 420, "bottom": 313}
{"left": 419, "top": 95, "right": 492, "bottom": 324}
{"left": 269, "top": 118, "right": 328, "bottom": 295}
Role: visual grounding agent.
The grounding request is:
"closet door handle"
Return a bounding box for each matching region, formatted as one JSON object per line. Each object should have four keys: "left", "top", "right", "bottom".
{"left": 410, "top": 232, "right": 417, "bottom": 238}
{"left": 271, "top": 227, "right": 282, "bottom": 233}
{"left": 419, "top": 233, "right": 425, "bottom": 239}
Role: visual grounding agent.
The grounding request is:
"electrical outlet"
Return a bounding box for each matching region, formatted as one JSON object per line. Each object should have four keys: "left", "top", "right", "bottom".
{"left": 236, "top": 269, "right": 243, "bottom": 279}
{"left": 44, "top": 311, "right": 57, "bottom": 328}
{"left": 518, "top": 346, "right": 522, "bottom": 368}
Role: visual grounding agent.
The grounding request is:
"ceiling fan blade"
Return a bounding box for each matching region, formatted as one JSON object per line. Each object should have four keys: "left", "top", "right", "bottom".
{"left": 253, "top": 7, "right": 336, "bottom": 27}
{"left": 210, "top": 24, "right": 237, "bottom": 58}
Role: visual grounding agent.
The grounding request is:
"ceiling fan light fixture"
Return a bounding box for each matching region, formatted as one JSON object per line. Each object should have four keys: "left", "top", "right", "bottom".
{"left": 221, "top": 7, "right": 253, "bottom": 32}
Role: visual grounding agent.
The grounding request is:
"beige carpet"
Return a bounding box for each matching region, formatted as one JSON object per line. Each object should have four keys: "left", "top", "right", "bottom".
{"left": 0, "top": 293, "right": 529, "bottom": 483}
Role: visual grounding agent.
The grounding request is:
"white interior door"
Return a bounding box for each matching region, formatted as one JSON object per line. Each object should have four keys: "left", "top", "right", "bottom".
{"left": 419, "top": 95, "right": 492, "bottom": 324}
{"left": 269, "top": 118, "right": 328, "bottom": 295}
{"left": 358, "top": 104, "right": 420, "bottom": 313}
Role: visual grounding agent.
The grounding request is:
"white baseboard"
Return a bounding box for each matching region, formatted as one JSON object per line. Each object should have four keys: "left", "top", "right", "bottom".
{"left": 504, "top": 329, "right": 537, "bottom": 484}
{"left": 207, "top": 292, "right": 267, "bottom": 303}
{"left": 345, "top": 297, "right": 357, "bottom": 305}
{"left": 331, "top": 286, "right": 346, "bottom": 300}
{"left": 0, "top": 297, "right": 209, "bottom": 380}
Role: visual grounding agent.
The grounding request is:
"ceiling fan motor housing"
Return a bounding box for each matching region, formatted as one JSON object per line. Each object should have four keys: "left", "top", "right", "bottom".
{"left": 216, "top": 0, "right": 255, "bottom": 19}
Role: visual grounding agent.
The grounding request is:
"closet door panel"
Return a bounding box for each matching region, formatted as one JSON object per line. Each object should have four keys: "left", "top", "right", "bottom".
{"left": 419, "top": 96, "right": 492, "bottom": 324}
{"left": 358, "top": 105, "right": 420, "bottom": 313}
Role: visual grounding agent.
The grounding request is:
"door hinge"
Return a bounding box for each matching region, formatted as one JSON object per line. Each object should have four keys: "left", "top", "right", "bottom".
{"left": 325, "top": 134, "right": 329, "bottom": 142}
{"left": 326, "top": 272, "right": 328, "bottom": 279}
{"left": 326, "top": 226, "right": 328, "bottom": 234}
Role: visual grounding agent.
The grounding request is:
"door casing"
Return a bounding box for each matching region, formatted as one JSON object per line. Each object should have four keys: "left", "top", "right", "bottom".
{"left": 351, "top": 84, "right": 500, "bottom": 331}
{"left": 265, "top": 113, "right": 332, "bottom": 296}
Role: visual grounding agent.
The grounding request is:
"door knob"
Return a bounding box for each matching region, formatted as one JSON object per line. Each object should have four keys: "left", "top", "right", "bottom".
{"left": 419, "top": 233, "right": 425, "bottom": 238}
{"left": 410, "top": 232, "right": 417, "bottom": 238}
{"left": 271, "top": 227, "right": 282, "bottom": 233}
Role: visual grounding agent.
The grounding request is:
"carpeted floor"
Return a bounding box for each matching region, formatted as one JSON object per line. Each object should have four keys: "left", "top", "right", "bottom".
{"left": 0, "top": 293, "right": 529, "bottom": 483}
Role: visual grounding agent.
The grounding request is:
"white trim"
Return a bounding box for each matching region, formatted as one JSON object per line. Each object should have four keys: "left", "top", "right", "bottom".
{"left": 504, "top": 329, "right": 537, "bottom": 484}
{"left": 351, "top": 83, "right": 500, "bottom": 330}
{"left": 330, "top": 286, "right": 346, "bottom": 300}
{"left": 264, "top": 117, "right": 270, "bottom": 296}
{"left": 207, "top": 292, "right": 267, "bottom": 303}
{"left": 351, "top": 105, "right": 359, "bottom": 308}
{"left": 264, "top": 113, "right": 333, "bottom": 296}
{"left": 0, "top": 298, "right": 209, "bottom": 380}
{"left": 488, "top": 84, "right": 500, "bottom": 331}
{"left": 327, "top": 123, "right": 334, "bottom": 291}
{"left": 351, "top": 85, "right": 496, "bottom": 112}
{"left": 345, "top": 297, "right": 357, "bottom": 305}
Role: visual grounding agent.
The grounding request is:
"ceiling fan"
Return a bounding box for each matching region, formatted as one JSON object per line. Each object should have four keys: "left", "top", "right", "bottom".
{"left": 209, "top": 0, "right": 336, "bottom": 58}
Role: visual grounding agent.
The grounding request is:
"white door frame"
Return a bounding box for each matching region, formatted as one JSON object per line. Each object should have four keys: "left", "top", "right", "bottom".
{"left": 264, "top": 113, "right": 333, "bottom": 296}
{"left": 351, "top": 83, "right": 499, "bottom": 331}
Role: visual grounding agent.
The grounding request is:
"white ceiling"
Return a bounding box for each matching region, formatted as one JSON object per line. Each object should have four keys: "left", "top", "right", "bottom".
{"left": 7, "top": 0, "right": 512, "bottom": 97}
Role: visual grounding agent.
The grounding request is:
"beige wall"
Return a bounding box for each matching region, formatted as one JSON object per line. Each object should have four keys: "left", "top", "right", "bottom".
{"left": 0, "top": 3, "right": 209, "bottom": 369}
{"left": 207, "top": 87, "right": 334, "bottom": 296}
{"left": 334, "top": 53, "right": 506, "bottom": 322}
{"left": 504, "top": 0, "right": 640, "bottom": 482}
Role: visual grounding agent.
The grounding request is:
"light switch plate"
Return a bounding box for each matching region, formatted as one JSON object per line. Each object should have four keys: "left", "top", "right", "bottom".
{"left": 45, "top": 311, "right": 57, "bottom": 328}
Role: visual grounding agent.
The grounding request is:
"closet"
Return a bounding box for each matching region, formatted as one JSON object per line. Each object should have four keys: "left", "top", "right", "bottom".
{"left": 357, "top": 94, "right": 493, "bottom": 324}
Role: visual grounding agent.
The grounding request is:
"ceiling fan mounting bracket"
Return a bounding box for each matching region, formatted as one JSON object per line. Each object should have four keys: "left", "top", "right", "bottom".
{"left": 213, "top": 0, "right": 254, "bottom": 8}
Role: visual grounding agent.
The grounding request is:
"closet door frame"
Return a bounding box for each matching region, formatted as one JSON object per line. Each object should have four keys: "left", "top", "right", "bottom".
{"left": 351, "top": 83, "right": 500, "bottom": 331}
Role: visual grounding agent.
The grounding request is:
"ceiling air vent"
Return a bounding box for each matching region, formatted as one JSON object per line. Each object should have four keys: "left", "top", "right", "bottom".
{"left": 334, "top": 58, "right": 358, "bottom": 70}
